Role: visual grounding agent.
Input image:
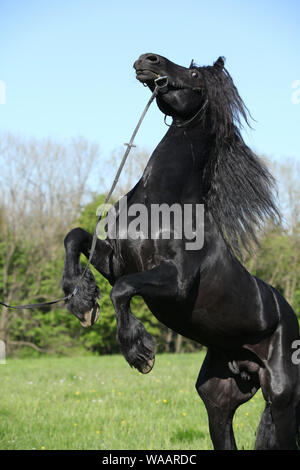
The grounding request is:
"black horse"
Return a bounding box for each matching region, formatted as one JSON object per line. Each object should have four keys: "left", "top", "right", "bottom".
{"left": 62, "top": 53, "right": 300, "bottom": 450}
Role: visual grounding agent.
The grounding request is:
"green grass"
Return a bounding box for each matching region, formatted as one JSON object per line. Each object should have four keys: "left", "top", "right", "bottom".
{"left": 0, "top": 352, "right": 265, "bottom": 450}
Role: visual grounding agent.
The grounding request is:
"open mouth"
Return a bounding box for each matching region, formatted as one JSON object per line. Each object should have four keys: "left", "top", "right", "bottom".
{"left": 135, "top": 69, "right": 160, "bottom": 82}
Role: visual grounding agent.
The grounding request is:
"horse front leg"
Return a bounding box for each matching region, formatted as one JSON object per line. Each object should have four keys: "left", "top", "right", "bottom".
{"left": 110, "top": 260, "right": 182, "bottom": 374}
{"left": 62, "top": 227, "right": 114, "bottom": 327}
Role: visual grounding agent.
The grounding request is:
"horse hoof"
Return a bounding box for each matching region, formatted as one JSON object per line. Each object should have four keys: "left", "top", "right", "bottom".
{"left": 228, "top": 360, "right": 239, "bottom": 375}
{"left": 80, "top": 304, "right": 100, "bottom": 328}
{"left": 139, "top": 357, "right": 155, "bottom": 374}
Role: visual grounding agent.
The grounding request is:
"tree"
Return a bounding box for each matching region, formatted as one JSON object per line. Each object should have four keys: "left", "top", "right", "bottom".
{"left": 244, "top": 158, "right": 300, "bottom": 316}
{"left": 0, "top": 133, "right": 100, "bottom": 354}
{"left": 103, "top": 146, "right": 150, "bottom": 198}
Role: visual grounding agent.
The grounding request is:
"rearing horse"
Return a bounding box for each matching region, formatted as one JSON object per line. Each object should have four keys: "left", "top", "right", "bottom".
{"left": 62, "top": 53, "right": 300, "bottom": 450}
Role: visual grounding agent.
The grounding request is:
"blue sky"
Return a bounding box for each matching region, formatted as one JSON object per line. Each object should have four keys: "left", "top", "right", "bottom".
{"left": 1, "top": 0, "right": 300, "bottom": 180}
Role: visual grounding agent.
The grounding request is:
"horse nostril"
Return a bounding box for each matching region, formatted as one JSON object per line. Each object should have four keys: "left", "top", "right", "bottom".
{"left": 145, "top": 54, "right": 159, "bottom": 64}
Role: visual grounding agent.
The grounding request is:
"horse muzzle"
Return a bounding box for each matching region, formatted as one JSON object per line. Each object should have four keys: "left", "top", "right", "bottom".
{"left": 135, "top": 69, "right": 160, "bottom": 82}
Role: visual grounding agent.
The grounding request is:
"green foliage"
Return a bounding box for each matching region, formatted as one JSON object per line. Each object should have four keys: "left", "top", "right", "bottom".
{"left": 245, "top": 224, "right": 300, "bottom": 316}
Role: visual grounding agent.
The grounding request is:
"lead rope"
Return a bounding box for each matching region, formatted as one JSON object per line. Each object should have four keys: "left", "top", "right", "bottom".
{"left": 0, "top": 77, "right": 168, "bottom": 311}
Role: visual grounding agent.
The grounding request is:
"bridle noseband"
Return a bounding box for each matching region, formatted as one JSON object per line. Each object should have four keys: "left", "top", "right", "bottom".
{"left": 153, "top": 74, "right": 208, "bottom": 129}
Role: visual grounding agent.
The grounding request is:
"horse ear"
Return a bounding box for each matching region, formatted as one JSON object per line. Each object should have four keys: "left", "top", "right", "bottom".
{"left": 189, "top": 59, "right": 195, "bottom": 68}
{"left": 213, "top": 56, "right": 225, "bottom": 70}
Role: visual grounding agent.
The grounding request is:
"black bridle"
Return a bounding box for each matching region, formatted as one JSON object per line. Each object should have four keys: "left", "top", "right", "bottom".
{"left": 165, "top": 98, "right": 208, "bottom": 128}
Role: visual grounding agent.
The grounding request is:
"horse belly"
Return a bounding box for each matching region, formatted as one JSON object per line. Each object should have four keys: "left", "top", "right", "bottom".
{"left": 187, "top": 295, "right": 279, "bottom": 349}
{"left": 149, "top": 297, "right": 278, "bottom": 351}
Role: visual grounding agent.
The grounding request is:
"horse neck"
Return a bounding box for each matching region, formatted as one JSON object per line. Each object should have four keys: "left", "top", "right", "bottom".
{"left": 141, "top": 123, "right": 212, "bottom": 204}
{"left": 125, "top": 120, "right": 235, "bottom": 268}
{"left": 142, "top": 122, "right": 231, "bottom": 255}
{"left": 165, "top": 123, "right": 236, "bottom": 264}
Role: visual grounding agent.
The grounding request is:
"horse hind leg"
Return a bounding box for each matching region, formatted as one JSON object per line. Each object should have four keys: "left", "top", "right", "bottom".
{"left": 255, "top": 374, "right": 300, "bottom": 450}
{"left": 254, "top": 311, "right": 300, "bottom": 450}
{"left": 196, "top": 349, "right": 259, "bottom": 450}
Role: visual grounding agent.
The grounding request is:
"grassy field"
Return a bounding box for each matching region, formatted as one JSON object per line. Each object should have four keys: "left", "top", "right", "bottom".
{"left": 0, "top": 352, "right": 265, "bottom": 450}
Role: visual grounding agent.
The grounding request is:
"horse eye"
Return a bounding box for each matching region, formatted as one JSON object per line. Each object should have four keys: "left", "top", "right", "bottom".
{"left": 191, "top": 71, "right": 198, "bottom": 78}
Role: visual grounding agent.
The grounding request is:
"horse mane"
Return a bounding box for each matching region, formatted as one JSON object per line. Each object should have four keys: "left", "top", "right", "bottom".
{"left": 191, "top": 57, "right": 281, "bottom": 257}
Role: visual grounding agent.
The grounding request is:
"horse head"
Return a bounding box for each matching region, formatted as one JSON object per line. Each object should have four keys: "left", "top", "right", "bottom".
{"left": 133, "top": 53, "right": 210, "bottom": 124}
